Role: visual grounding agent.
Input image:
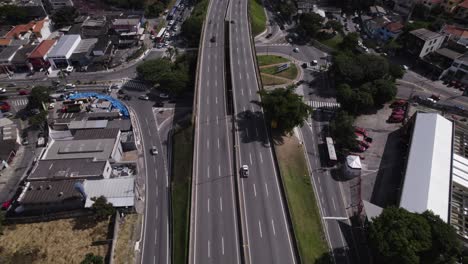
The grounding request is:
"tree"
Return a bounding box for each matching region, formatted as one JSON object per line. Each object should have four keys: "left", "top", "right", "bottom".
{"left": 372, "top": 79, "right": 397, "bottom": 106}
{"left": 27, "top": 86, "right": 50, "bottom": 110}
{"left": 333, "top": 52, "right": 364, "bottom": 84}
{"left": 91, "top": 196, "right": 115, "bottom": 221}
{"left": 339, "top": 32, "right": 359, "bottom": 51}
{"left": 329, "top": 111, "right": 357, "bottom": 151}
{"left": 0, "top": 5, "right": 29, "bottom": 24}
{"left": 389, "top": 64, "right": 405, "bottom": 80}
{"left": 137, "top": 58, "right": 173, "bottom": 84}
{"left": 181, "top": 16, "right": 204, "bottom": 47}
{"left": 368, "top": 207, "right": 435, "bottom": 264}
{"left": 81, "top": 253, "right": 104, "bottom": 264}
{"left": 258, "top": 86, "right": 313, "bottom": 134}
{"left": 411, "top": 3, "right": 431, "bottom": 20}
{"left": 358, "top": 54, "right": 389, "bottom": 82}
{"left": 51, "top": 7, "right": 79, "bottom": 28}
{"left": 325, "top": 20, "right": 343, "bottom": 33}
{"left": 145, "top": 2, "right": 165, "bottom": 18}
{"left": 29, "top": 111, "right": 48, "bottom": 130}
{"left": 298, "top": 13, "right": 324, "bottom": 38}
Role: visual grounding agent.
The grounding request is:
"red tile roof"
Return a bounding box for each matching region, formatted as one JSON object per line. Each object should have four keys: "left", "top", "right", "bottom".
{"left": 443, "top": 24, "right": 468, "bottom": 38}
{"left": 4, "top": 22, "right": 35, "bottom": 39}
{"left": 385, "top": 22, "right": 404, "bottom": 33}
{"left": 459, "top": 0, "right": 468, "bottom": 9}
{"left": 28, "top": 39, "right": 56, "bottom": 59}
{"left": 33, "top": 19, "right": 47, "bottom": 33}
{"left": 0, "top": 38, "right": 11, "bottom": 46}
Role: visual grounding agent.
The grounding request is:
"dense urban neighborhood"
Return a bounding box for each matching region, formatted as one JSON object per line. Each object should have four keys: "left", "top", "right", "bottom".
{"left": 2, "top": 0, "right": 468, "bottom": 263}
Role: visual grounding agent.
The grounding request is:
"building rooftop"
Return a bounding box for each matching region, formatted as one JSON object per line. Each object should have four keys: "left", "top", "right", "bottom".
{"left": 83, "top": 177, "right": 135, "bottom": 207}
{"left": 107, "top": 119, "right": 131, "bottom": 131}
{"left": 73, "top": 128, "right": 120, "bottom": 140}
{"left": 28, "top": 158, "right": 107, "bottom": 181}
{"left": 73, "top": 38, "right": 98, "bottom": 54}
{"left": 400, "top": 113, "right": 453, "bottom": 222}
{"left": 28, "top": 39, "right": 56, "bottom": 59}
{"left": 435, "top": 48, "right": 462, "bottom": 60}
{"left": 83, "top": 17, "right": 107, "bottom": 28}
{"left": 17, "top": 180, "right": 84, "bottom": 205}
{"left": 5, "top": 22, "right": 35, "bottom": 39}
{"left": 42, "top": 138, "right": 117, "bottom": 160}
{"left": 32, "top": 18, "right": 48, "bottom": 33}
{"left": 112, "top": 18, "right": 140, "bottom": 26}
{"left": 47, "top": 34, "right": 81, "bottom": 58}
{"left": 410, "top": 28, "right": 443, "bottom": 41}
{"left": 459, "top": 0, "right": 468, "bottom": 9}
{"left": 68, "top": 119, "right": 108, "bottom": 130}
{"left": 0, "top": 45, "right": 21, "bottom": 61}
{"left": 453, "top": 154, "right": 468, "bottom": 189}
{"left": 385, "top": 22, "right": 404, "bottom": 33}
{"left": 11, "top": 44, "right": 36, "bottom": 64}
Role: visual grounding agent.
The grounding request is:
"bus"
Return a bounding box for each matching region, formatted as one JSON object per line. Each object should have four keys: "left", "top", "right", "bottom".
{"left": 325, "top": 137, "right": 338, "bottom": 166}
{"left": 155, "top": 27, "right": 166, "bottom": 43}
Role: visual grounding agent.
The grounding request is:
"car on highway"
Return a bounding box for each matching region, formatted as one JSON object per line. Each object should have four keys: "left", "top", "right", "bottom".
{"left": 210, "top": 36, "right": 216, "bottom": 42}
{"left": 139, "top": 95, "right": 149, "bottom": 100}
{"left": 293, "top": 47, "right": 299, "bottom": 53}
{"left": 241, "top": 165, "right": 249, "bottom": 177}
{"left": 0, "top": 88, "right": 6, "bottom": 93}
{"left": 150, "top": 146, "right": 158, "bottom": 155}
{"left": 18, "top": 90, "right": 30, "bottom": 95}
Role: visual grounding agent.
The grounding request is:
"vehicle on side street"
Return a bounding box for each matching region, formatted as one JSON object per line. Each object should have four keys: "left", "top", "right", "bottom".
{"left": 241, "top": 165, "right": 249, "bottom": 177}
{"left": 151, "top": 146, "right": 158, "bottom": 155}
{"left": 392, "top": 109, "right": 405, "bottom": 116}
{"left": 293, "top": 47, "right": 299, "bottom": 52}
{"left": 388, "top": 115, "right": 404, "bottom": 123}
{"left": 354, "top": 127, "right": 368, "bottom": 137}
{"left": 65, "top": 83, "right": 76, "bottom": 89}
{"left": 390, "top": 99, "right": 406, "bottom": 108}
{"left": 0, "top": 102, "right": 11, "bottom": 112}
{"left": 18, "top": 90, "right": 30, "bottom": 95}
{"left": 0, "top": 88, "right": 6, "bottom": 93}
{"left": 139, "top": 95, "right": 149, "bottom": 100}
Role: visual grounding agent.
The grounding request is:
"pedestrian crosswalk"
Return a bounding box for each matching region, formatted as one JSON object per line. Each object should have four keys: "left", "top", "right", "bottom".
{"left": 122, "top": 80, "right": 148, "bottom": 91}
{"left": 10, "top": 98, "right": 28, "bottom": 107}
{"left": 307, "top": 100, "right": 341, "bottom": 110}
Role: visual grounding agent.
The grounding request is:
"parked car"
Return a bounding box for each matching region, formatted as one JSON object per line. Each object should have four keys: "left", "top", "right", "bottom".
{"left": 139, "top": 95, "right": 149, "bottom": 100}
{"left": 18, "top": 90, "right": 30, "bottom": 95}
{"left": 392, "top": 109, "right": 405, "bottom": 115}
{"left": 0, "top": 102, "right": 11, "bottom": 112}
{"left": 293, "top": 47, "right": 299, "bottom": 53}
{"left": 210, "top": 36, "right": 216, "bottom": 42}
{"left": 0, "top": 88, "right": 6, "bottom": 93}
{"left": 266, "top": 33, "right": 273, "bottom": 38}
{"left": 388, "top": 115, "right": 404, "bottom": 123}
{"left": 390, "top": 99, "right": 406, "bottom": 108}
{"left": 354, "top": 127, "right": 368, "bottom": 137}
{"left": 430, "top": 94, "right": 440, "bottom": 101}
{"left": 2, "top": 112, "right": 13, "bottom": 118}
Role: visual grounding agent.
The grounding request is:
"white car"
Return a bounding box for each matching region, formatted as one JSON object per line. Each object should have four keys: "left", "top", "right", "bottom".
{"left": 65, "top": 65, "right": 74, "bottom": 73}
{"left": 65, "top": 83, "right": 76, "bottom": 89}
{"left": 139, "top": 94, "right": 149, "bottom": 100}
{"left": 403, "top": 65, "right": 409, "bottom": 70}
{"left": 159, "top": 93, "right": 170, "bottom": 99}
{"left": 241, "top": 165, "right": 249, "bottom": 177}
{"left": 151, "top": 146, "right": 158, "bottom": 155}
{"left": 293, "top": 47, "right": 299, "bottom": 53}
{"left": 0, "top": 87, "right": 6, "bottom": 93}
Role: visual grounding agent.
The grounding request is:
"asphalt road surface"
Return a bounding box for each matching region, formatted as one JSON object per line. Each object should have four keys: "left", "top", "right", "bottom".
{"left": 228, "top": 0, "right": 296, "bottom": 263}
{"left": 189, "top": 0, "right": 241, "bottom": 263}
{"left": 125, "top": 93, "right": 171, "bottom": 264}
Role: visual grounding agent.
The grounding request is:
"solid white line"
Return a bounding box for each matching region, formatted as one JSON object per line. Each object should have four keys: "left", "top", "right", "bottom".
{"left": 258, "top": 220, "right": 263, "bottom": 238}
{"left": 323, "top": 216, "right": 349, "bottom": 220}
{"left": 249, "top": 153, "right": 252, "bottom": 165}
{"left": 208, "top": 240, "right": 211, "bottom": 258}
{"left": 220, "top": 197, "right": 223, "bottom": 212}
{"left": 253, "top": 183, "right": 257, "bottom": 197}
{"left": 265, "top": 183, "right": 269, "bottom": 197}
{"left": 218, "top": 165, "right": 221, "bottom": 177}
{"left": 208, "top": 198, "right": 210, "bottom": 213}
{"left": 259, "top": 152, "right": 263, "bottom": 163}
{"left": 271, "top": 219, "right": 276, "bottom": 236}
{"left": 222, "top": 236, "right": 225, "bottom": 255}
{"left": 317, "top": 176, "right": 321, "bottom": 184}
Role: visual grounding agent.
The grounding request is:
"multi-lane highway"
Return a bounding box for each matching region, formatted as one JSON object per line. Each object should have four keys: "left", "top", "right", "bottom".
{"left": 189, "top": 0, "right": 241, "bottom": 263}
{"left": 228, "top": 0, "right": 296, "bottom": 263}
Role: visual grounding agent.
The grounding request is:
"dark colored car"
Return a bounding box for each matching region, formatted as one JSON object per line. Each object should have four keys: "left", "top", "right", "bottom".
{"left": 266, "top": 33, "right": 273, "bottom": 39}
{"left": 210, "top": 36, "right": 216, "bottom": 42}
{"left": 18, "top": 90, "right": 30, "bottom": 95}
{"left": 0, "top": 101, "right": 11, "bottom": 112}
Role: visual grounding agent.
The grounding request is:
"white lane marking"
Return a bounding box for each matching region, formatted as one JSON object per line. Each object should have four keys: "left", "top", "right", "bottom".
{"left": 217, "top": 138, "right": 220, "bottom": 149}
{"left": 259, "top": 152, "right": 263, "bottom": 163}
{"left": 156, "top": 187, "right": 158, "bottom": 197}
{"left": 207, "top": 80, "right": 210, "bottom": 87}
{"left": 265, "top": 183, "right": 269, "bottom": 197}
{"left": 220, "top": 197, "right": 223, "bottom": 211}
{"left": 216, "top": 115, "right": 219, "bottom": 124}
{"left": 238, "top": 59, "right": 240, "bottom": 65}
{"left": 317, "top": 177, "right": 321, "bottom": 184}
{"left": 218, "top": 165, "right": 221, "bottom": 177}
{"left": 222, "top": 236, "right": 225, "bottom": 255}
{"left": 215, "top": 80, "right": 217, "bottom": 87}
{"left": 253, "top": 183, "right": 257, "bottom": 197}
{"left": 255, "top": 127, "right": 259, "bottom": 137}
{"left": 241, "top": 89, "right": 244, "bottom": 95}
{"left": 239, "top": 73, "right": 242, "bottom": 80}
{"left": 207, "top": 139, "right": 210, "bottom": 149}
{"left": 215, "top": 96, "right": 218, "bottom": 104}
{"left": 271, "top": 219, "right": 276, "bottom": 236}
{"left": 207, "top": 166, "right": 210, "bottom": 179}
{"left": 154, "top": 255, "right": 156, "bottom": 264}
{"left": 145, "top": 118, "right": 149, "bottom": 126}
{"left": 249, "top": 153, "right": 252, "bottom": 165}
{"left": 246, "top": 72, "right": 250, "bottom": 80}
{"left": 208, "top": 198, "right": 210, "bottom": 213}
{"left": 258, "top": 220, "right": 263, "bottom": 238}
{"left": 332, "top": 198, "right": 337, "bottom": 211}
{"left": 208, "top": 240, "right": 211, "bottom": 258}
{"left": 156, "top": 206, "right": 159, "bottom": 219}
{"left": 319, "top": 186, "right": 323, "bottom": 193}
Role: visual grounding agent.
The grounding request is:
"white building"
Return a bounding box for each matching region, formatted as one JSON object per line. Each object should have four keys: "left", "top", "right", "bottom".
{"left": 47, "top": 34, "right": 81, "bottom": 69}
{"left": 400, "top": 113, "right": 453, "bottom": 222}
{"left": 451, "top": 154, "right": 468, "bottom": 240}
{"left": 407, "top": 28, "right": 446, "bottom": 58}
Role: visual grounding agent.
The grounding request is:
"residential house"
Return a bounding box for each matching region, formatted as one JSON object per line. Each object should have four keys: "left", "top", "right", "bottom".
{"left": 47, "top": 34, "right": 81, "bottom": 69}
{"left": 441, "top": 0, "right": 463, "bottom": 12}
{"left": 47, "top": 0, "right": 74, "bottom": 9}
{"left": 363, "top": 16, "right": 391, "bottom": 39}
{"left": 442, "top": 24, "right": 468, "bottom": 46}
{"left": 423, "top": 47, "right": 462, "bottom": 79}
{"left": 0, "top": 121, "right": 19, "bottom": 170}
{"left": 443, "top": 53, "right": 468, "bottom": 84}
{"left": 111, "top": 18, "right": 143, "bottom": 47}
{"left": 11, "top": 44, "right": 36, "bottom": 72}
{"left": 4, "top": 22, "right": 36, "bottom": 40}
{"left": 32, "top": 18, "right": 52, "bottom": 41}
{"left": 369, "top": 5, "right": 387, "bottom": 17}
{"left": 393, "top": 0, "right": 415, "bottom": 15}
{"left": 28, "top": 39, "right": 56, "bottom": 70}
{"left": 81, "top": 17, "right": 108, "bottom": 38}
{"left": 406, "top": 28, "right": 446, "bottom": 58}
{"left": 70, "top": 38, "right": 98, "bottom": 67}
{"left": 454, "top": 0, "right": 468, "bottom": 20}
{"left": 83, "top": 177, "right": 135, "bottom": 208}
{"left": 421, "top": 0, "right": 442, "bottom": 8}
{"left": 0, "top": 45, "right": 23, "bottom": 74}
{"left": 377, "top": 21, "right": 404, "bottom": 42}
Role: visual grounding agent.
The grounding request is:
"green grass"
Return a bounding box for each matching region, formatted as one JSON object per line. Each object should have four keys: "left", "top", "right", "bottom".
{"left": 257, "top": 55, "right": 289, "bottom": 66}
{"left": 260, "top": 64, "right": 298, "bottom": 80}
{"left": 249, "top": 0, "right": 267, "bottom": 36}
{"left": 275, "top": 135, "right": 329, "bottom": 264}
{"left": 260, "top": 74, "right": 289, "bottom": 86}
{"left": 319, "top": 34, "right": 343, "bottom": 51}
{"left": 172, "top": 125, "right": 193, "bottom": 264}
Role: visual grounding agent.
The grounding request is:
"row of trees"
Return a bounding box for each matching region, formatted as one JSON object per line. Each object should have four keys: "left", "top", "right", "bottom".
{"left": 369, "top": 207, "right": 463, "bottom": 264}
{"left": 136, "top": 53, "right": 197, "bottom": 95}
{"left": 181, "top": 0, "right": 209, "bottom": 47}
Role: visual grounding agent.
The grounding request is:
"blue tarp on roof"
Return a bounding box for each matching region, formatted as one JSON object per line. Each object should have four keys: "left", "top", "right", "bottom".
{"left": 68, "top": 92, "right": 129, "bottom": 118}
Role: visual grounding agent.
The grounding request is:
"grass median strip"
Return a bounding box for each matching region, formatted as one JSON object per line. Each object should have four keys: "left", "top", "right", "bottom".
{"left": 275, "top": 135, "right": 329, "bottom": 264}
{"left": 257, "top": 55, "right": 289, "bottom": 66}
{"left": 249, "top": 0, "right": 267, "bottom": 36}
{"left": 260, "top": 64, "right": 298, "bottom": 80}
{"left": 172, "top": 124, "right": 193, "bottom": 264}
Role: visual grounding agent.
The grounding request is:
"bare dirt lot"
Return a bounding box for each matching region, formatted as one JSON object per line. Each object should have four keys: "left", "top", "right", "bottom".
{"left": 0, "top": 217, "right": 109, "bottom": 264}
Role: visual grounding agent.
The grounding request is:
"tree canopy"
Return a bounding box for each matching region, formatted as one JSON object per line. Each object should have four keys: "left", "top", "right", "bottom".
{"left": 27, "top": 86, "right": 49, "bottom": 110}
{"left": 298, "top": 13, "right": 324, "bottom": 38}
{"left": 258, "top": 86, "right": 313, "bottom": 134}
{"left": 51, "top": 7, "right": 79, "bottom": 29}
{"left": 368, "top": 207, "right": 462, "bottom": 264}
{"left": 329, "top": 110, "right": 357, "bottom": 151}
{"left": 145, "top": 2, "right": 165, "bottom": 18}
{"left": 0, "top": 5, "right": 29, "bottom": 24}
{"left": 91, "top": 196, "right": 115, "bottom": 221}
{"left": 181, "top": 0, "right": 208, "bottom": 47}
{"left": 339, "top": 32, "right": 359, "bottom": 52}
{"left": 80, "top": 253, "right": 104, "bottom": 264}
